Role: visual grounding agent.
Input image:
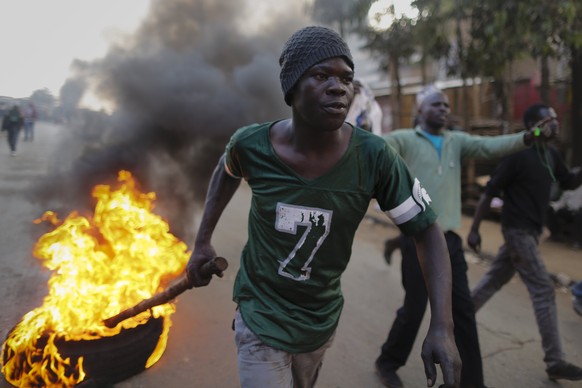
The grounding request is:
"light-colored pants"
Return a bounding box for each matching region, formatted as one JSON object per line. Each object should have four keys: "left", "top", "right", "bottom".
{"left": 471, "top": 227, "right": 564, "bottom": 368}
{"left": 234, "top": 310, "right": 334, "bottom": 388}
{"left": 23, "top": 120, "right": 34, "bottom": 140}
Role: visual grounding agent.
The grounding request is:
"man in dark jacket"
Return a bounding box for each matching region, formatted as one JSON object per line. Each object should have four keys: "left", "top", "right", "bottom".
{"left": 2, "top": 105, "right": 23, "bottom": 156}
{"left": 468, "top": 103, "right": 582, "bottom": 382}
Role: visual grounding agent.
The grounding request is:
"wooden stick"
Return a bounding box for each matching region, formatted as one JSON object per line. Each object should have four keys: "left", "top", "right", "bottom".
{"left": 103, "top": 257, "right": 228, "bottom": 328}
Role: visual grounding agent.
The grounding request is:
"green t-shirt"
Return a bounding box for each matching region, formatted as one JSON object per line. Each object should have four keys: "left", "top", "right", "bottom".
{"left": 225, "top": 122, "right": 436, "bottom": 353}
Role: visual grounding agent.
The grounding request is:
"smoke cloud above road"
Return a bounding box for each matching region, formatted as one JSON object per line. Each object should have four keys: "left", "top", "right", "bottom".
{"left": 35, "top": 0, "right": 311, "bottom": 239}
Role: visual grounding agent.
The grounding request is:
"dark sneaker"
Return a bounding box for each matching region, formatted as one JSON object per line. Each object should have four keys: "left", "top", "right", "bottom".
{"left": 546, "top": 360, "right": 582, "bottom": 381}
{"left": 375, "top": 359, "right": 403, "bottom": 387}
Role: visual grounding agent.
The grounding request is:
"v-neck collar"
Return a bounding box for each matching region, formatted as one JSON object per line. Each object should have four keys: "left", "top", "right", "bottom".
{"left": 267, "top": 121, "right": 356, "bottom": 184}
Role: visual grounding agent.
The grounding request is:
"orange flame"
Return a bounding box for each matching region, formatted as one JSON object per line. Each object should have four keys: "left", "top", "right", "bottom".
{"left": 1, "top": 171, "right": 190, "bottom": 387}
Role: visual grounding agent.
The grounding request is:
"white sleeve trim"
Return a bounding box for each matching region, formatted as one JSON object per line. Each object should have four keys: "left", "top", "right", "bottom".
{"left": 385, "top": 196, "right": 422, "bottom": 225}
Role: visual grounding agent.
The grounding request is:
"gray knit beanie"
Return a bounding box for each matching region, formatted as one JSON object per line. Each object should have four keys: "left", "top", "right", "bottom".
{"left": 416, "top": 84, "right": 442, "bottom": 109}
{"left": 279, "top": 26, "right": 354, "bottom": 106}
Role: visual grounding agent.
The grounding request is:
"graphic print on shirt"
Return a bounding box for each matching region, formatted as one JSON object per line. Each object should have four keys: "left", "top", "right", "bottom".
{"left": 275, "top": 203, "right": 332, "bottom": 281}
{"left": 412, "top": 178, "right": 432, "bottom": 211}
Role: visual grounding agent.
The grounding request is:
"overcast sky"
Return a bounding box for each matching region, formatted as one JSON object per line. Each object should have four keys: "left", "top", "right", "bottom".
{"left": 0, "top": 0, "right": 150, "bottom": 99}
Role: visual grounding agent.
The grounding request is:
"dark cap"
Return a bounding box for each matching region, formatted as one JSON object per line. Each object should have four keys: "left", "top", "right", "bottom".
{"left": 279, "top": 26, "right": 354, "bottom": 106}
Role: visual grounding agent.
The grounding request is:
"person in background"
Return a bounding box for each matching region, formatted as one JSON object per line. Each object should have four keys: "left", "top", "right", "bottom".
{"left": 22, "top": 102, "right": 37, "bottom": 141}
{"left": 375, "top": 85, "right": 543, "bottom": 388}
{"left": 2, "top": 105, "right": 23, "bottom": 156}
{"left": 185, "top": 26, "right": 461, "bottom": 388}
{"left": 381, "top": 115, "right": 463, "bottom": 266}
{"left": 467, "top": 103, "right": 582, "bottom": 382}
{"left": 345, "top": 78, "right": 383, "bottom": 136}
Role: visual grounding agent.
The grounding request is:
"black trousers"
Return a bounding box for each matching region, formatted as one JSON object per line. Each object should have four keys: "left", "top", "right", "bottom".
{"left": 7, "top": 127, "right": 19, "bottom": 152}
{"left": 378, "top": 231, "right": 484, "bottom": 387}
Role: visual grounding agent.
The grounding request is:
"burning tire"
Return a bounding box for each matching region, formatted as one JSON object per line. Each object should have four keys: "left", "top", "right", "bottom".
{"left": 55, "top": 317, "right": 164, "bottom": 386}
{"left": 2, "top": 317, "right": 164, "bottom": 387}
{"left": 2, "top": 172, "right": 186, "bottom": 387}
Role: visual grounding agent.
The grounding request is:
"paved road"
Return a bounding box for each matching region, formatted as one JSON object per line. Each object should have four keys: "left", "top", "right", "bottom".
{"left": 1, "top": 122, "right": 581, "bottom": 387}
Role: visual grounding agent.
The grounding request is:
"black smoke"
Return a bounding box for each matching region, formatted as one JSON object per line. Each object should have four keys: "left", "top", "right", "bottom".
{"left": 34, "top": 0, "right": 311, "bottom": 240}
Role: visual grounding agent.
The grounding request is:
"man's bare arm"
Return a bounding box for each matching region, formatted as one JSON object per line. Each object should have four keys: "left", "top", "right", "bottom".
{"left": 186, "top": 155, "right": 241, "bottom": 287}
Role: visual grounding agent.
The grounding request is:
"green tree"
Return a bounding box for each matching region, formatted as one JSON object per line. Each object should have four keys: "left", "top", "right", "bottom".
{"left": 464, "top": 0, "right": 531, "bottom": 126}
{"left": 362, "top": 1, "right": 452, "bottom": 128}
{"left": 412, "top": 0, "right": 452, "bottom": 84}
{"left": 502, "top": 1, "right": 581, "bottom": 165}
{"left": 517, "top": 1, "right": 570, "bottom": 104}
{"left": 363, "top": 14, "right": 415, "bottom": 129}
{"left": 345, "top": 0, "right": 581, "bottom": 164}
